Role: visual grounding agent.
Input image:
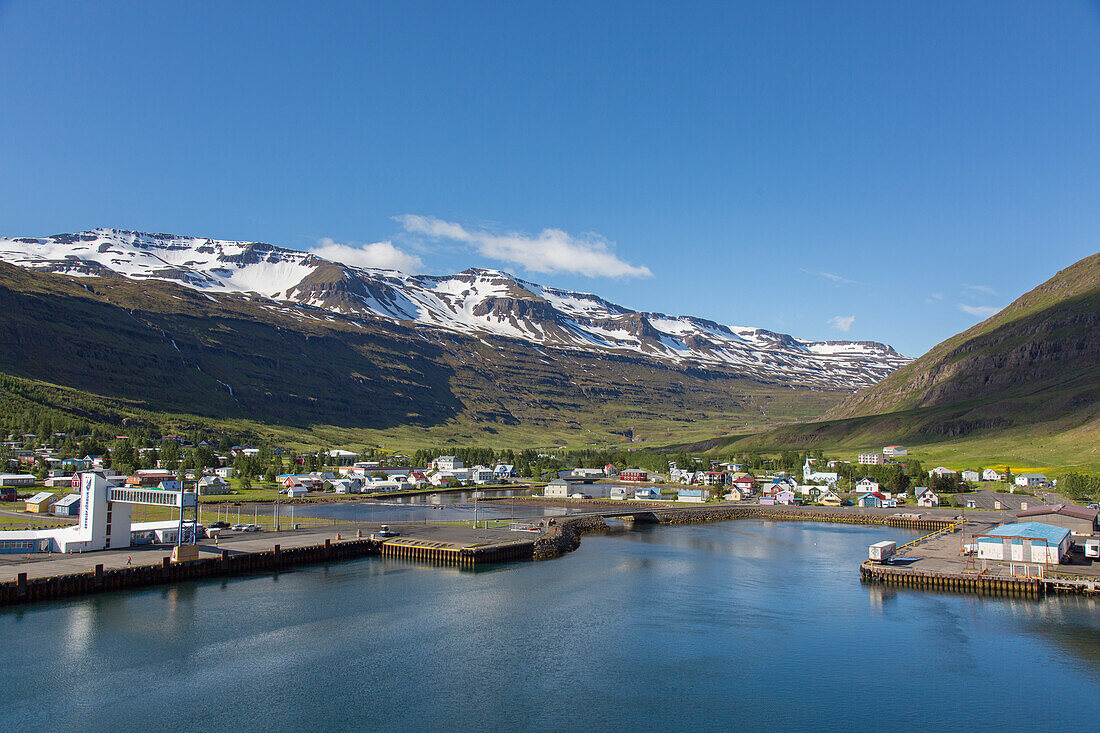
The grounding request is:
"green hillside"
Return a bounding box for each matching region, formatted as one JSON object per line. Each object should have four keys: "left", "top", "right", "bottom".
{"left": 0, "top": 263, "right": 845, "bottom": 449}
{"left": 679, "top": 252, "right": 1100, "bottom": 473}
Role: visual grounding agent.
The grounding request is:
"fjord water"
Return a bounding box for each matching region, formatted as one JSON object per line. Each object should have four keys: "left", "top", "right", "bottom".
{"left": 3, "top": 521, "right": 1099, "bottom": 732}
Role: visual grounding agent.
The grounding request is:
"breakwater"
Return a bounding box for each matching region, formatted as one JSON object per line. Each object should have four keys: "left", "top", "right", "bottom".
{"left": 530, "top": 506, "right": 954, "bottom": 560}
{"left": 647, "top": 506, "right": 955, "bottom": 531}
{"left": 533, "top": 515, "right": 609, "bottom": 559}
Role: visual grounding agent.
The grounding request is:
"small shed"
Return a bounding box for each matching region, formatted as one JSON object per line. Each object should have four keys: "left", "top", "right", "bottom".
{"left": 285, "top": 486, "right": 308, "bottom": 498}
{"left": 50, "top": 494, "right": 81, "bottom": 516}
{"left": 25, "top": 491, "right": 54, "bottom": 513}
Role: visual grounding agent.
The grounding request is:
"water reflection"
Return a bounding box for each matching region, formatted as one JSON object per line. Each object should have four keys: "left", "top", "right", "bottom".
{"left": 2, "top": 520, "right": 1099, "bottom": 731}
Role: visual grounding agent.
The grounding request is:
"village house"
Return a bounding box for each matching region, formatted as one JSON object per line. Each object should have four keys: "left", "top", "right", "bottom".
{"left": 494, "top": 464, "right": 517, "bottom": 478}
{"left": 961, "top": 470, "right": 980, "bottom": 483}
{"left": 882, "top": 446, "right": 907, "bottom": 458}
{"left": 620, "top": 469, "right": 649, "bottom": 482}
{"left": 929, "top": 467, "right": 957, "bottom": 478}
{"left": 982, "top": 469, "right": 1004, "bottom": 481}
{"left": 776, "top": 489, "right": 798, "bottom": 505}
{"left": 857, "top": 491, "right": 889, "bottom": 508}
{"left": 855, "top": 478, "right": 880, "bottom": 494}
{"left": 819, "top": 490, "right": 842, "bottom": 507}
{"left": 544, "top": 478, "right": 570, "bottom": 498}
{"left": 916, "top": 488, "right": 940, "bottom": 507}
{"left": 215, "top": 466, "right": 235, "bottom": 479}
{"left": 724, "top": 486, "right": 744, "bottom": 502}
{"left": 1015, "top": 473, "right": 1048, "bottom": 488}
{"left": 677, "top": 488, "right": 709, "bottom": 503}
{"left": 859, "top": 453, "right": 886, "bottom": 465}
{"left": 196, "top": 476, "right": 231, "bottom": 496}
{"left": 634, "top": 487, "right": 661, "bottom": 500}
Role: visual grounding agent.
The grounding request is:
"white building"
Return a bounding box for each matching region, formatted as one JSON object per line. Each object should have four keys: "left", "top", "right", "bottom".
{"left": 982, "top": 469, "right": 1004, "bottom": 482}
{"left": 961, "top": 470, "right": 980, "bottom": 483}
{"left": 975, "top": 522, "right": 1070, "bottom": 565}
{"left": 1015, "top": 473, "right": 1048, "bottom": 488}
{"left": 0, "top": 473, "right": 36, "bottom": 487}
{"left": 0, "top": 473, "right": 197, "bottom": 553}
{"left": 882, "top": 446, "right": 908, "bottom": 458}
{"left": 930, "top": 467, "right": 957, "bottom": 477}
{"left": 854, "top": 479, "right": 880, "bottom": 494}
{"left": 470, "top": 466, "right": 495, "bottom": 484}
{"left": 859, "top": 453, "right": 886, "bottom": 465}
{"left": 544, "top": 479, "right": 570, "bottom": 498}
{"left": 434, "top": 456, "right": 464, "bottom": 472}
{"left": 215, "top": 467, "right": 235, "bottom": 479}
{"left": 802, "top": 460, "right": 838, "bottom": 484}
{"left": 915, "top": 488, "right": 940, "bottom": 507}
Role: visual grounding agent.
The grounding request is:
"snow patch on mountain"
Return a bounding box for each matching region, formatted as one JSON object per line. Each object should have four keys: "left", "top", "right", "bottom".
{"left": 0, "top": 228, "right": 911, "bottom": 388}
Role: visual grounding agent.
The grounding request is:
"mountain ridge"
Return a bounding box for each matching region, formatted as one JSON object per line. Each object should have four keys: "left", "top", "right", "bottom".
{"left": 0, "top": 228, "right": 907, "bottom": 391}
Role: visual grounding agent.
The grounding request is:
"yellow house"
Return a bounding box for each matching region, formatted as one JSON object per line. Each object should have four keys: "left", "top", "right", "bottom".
{"left": 819, "top": 490, "right": 842, "bottom": 507}
{"left": 25, "top": 491, "right": 54, "bottom": 513}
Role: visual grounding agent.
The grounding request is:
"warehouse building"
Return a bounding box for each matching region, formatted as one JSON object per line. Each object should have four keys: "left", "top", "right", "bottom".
{"left": 974, "top": 522, "right": 1071, "bottom": 565}
{"left": 1016, "top": 504, "right": 1099, "bottom": 536}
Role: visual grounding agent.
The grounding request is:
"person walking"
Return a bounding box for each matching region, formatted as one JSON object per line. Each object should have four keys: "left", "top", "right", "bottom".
{"left": 126, "top": 556, "right": 132, "bottom": 566}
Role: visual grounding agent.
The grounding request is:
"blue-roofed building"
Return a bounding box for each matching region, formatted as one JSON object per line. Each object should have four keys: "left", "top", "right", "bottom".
{"left": 975, "top": 522, "right": 1071, "bottom": 565}
{"left": 677, "top": 488, "right": 708, "bottom": 503}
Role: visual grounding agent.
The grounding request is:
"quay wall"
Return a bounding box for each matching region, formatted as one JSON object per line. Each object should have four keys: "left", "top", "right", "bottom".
{"left": 0, "top": 533, "right": 535, "bottom": 607}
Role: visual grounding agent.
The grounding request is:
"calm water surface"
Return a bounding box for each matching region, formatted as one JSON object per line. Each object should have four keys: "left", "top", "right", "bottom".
{"left": 3, "top": 521, "right": 1098, "bottom": 732}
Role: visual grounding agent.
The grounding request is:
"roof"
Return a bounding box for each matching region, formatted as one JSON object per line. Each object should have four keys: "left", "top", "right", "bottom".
{"left": 51, "top": 494, "right": 80, "bottom": 507}
{"left": 1017, "top": 504, "right": 1098, "bottom": 522}
{"left": 26, "top": 491, "right": 53, "bottom": 504}
{"left": 1017, "top": 473, "right": 1048, "bottom": 479}
{"left": 976, "top": 522, "right": 1071, "bottom": 545}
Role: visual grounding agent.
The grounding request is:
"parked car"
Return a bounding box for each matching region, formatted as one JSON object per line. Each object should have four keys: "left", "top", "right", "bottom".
{"left": 231, "top": 524, "right": 248, "bottom": 531}
{"left": 209, "top": 521, "right": 230, "bottom": 529}
{"left": 244, "top": 524, "right": 262, "bottom": 532}
{"left": 570, "top": 493, "right": 591, "bottom": 499}
{"left": 378, "top": 524, "right": 400, "bottom": 538}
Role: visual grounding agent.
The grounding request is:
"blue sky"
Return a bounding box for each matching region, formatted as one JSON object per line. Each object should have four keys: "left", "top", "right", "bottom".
{"left": 1, "top": 1, "right": 1098, "bottom": 356}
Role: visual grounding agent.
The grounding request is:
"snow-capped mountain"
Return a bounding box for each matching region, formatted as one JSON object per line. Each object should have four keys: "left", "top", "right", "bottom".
{"left": 0, "top": 228, "right": 909, "bottom": 388}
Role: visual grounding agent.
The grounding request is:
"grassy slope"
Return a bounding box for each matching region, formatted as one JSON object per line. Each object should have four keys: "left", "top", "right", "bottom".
{"left": 673, "top": 252, "right": 1100, "bottom": 474}
{"left": 0, "top": 263, "right": 847, "bottom": 449}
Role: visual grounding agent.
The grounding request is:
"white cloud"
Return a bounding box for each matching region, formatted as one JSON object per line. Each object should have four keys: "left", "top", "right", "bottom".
{"left": 958, "top": 303, "right": 1000, "bottom": 318}
{"left": 964, "top": 284, "right": 997, "bottom": 296}
{"left": 828, "top": 315, "right": 855, "bottom": 332}
{"left": 310, "top": 238, "right": 424, "bottom": 273}
{"left": 800, "top": 267, "right": 859, "bottom": 285}
{"left": 395, "top": 214, "right": 652, "bottom": 278}
{"left": 925, "top": 292, "right": 944, "bottom": 304}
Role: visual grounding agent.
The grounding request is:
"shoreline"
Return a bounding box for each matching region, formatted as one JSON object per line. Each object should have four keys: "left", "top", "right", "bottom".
{"left": 2, "top": 504, "right": 1095, "bottom": 606}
